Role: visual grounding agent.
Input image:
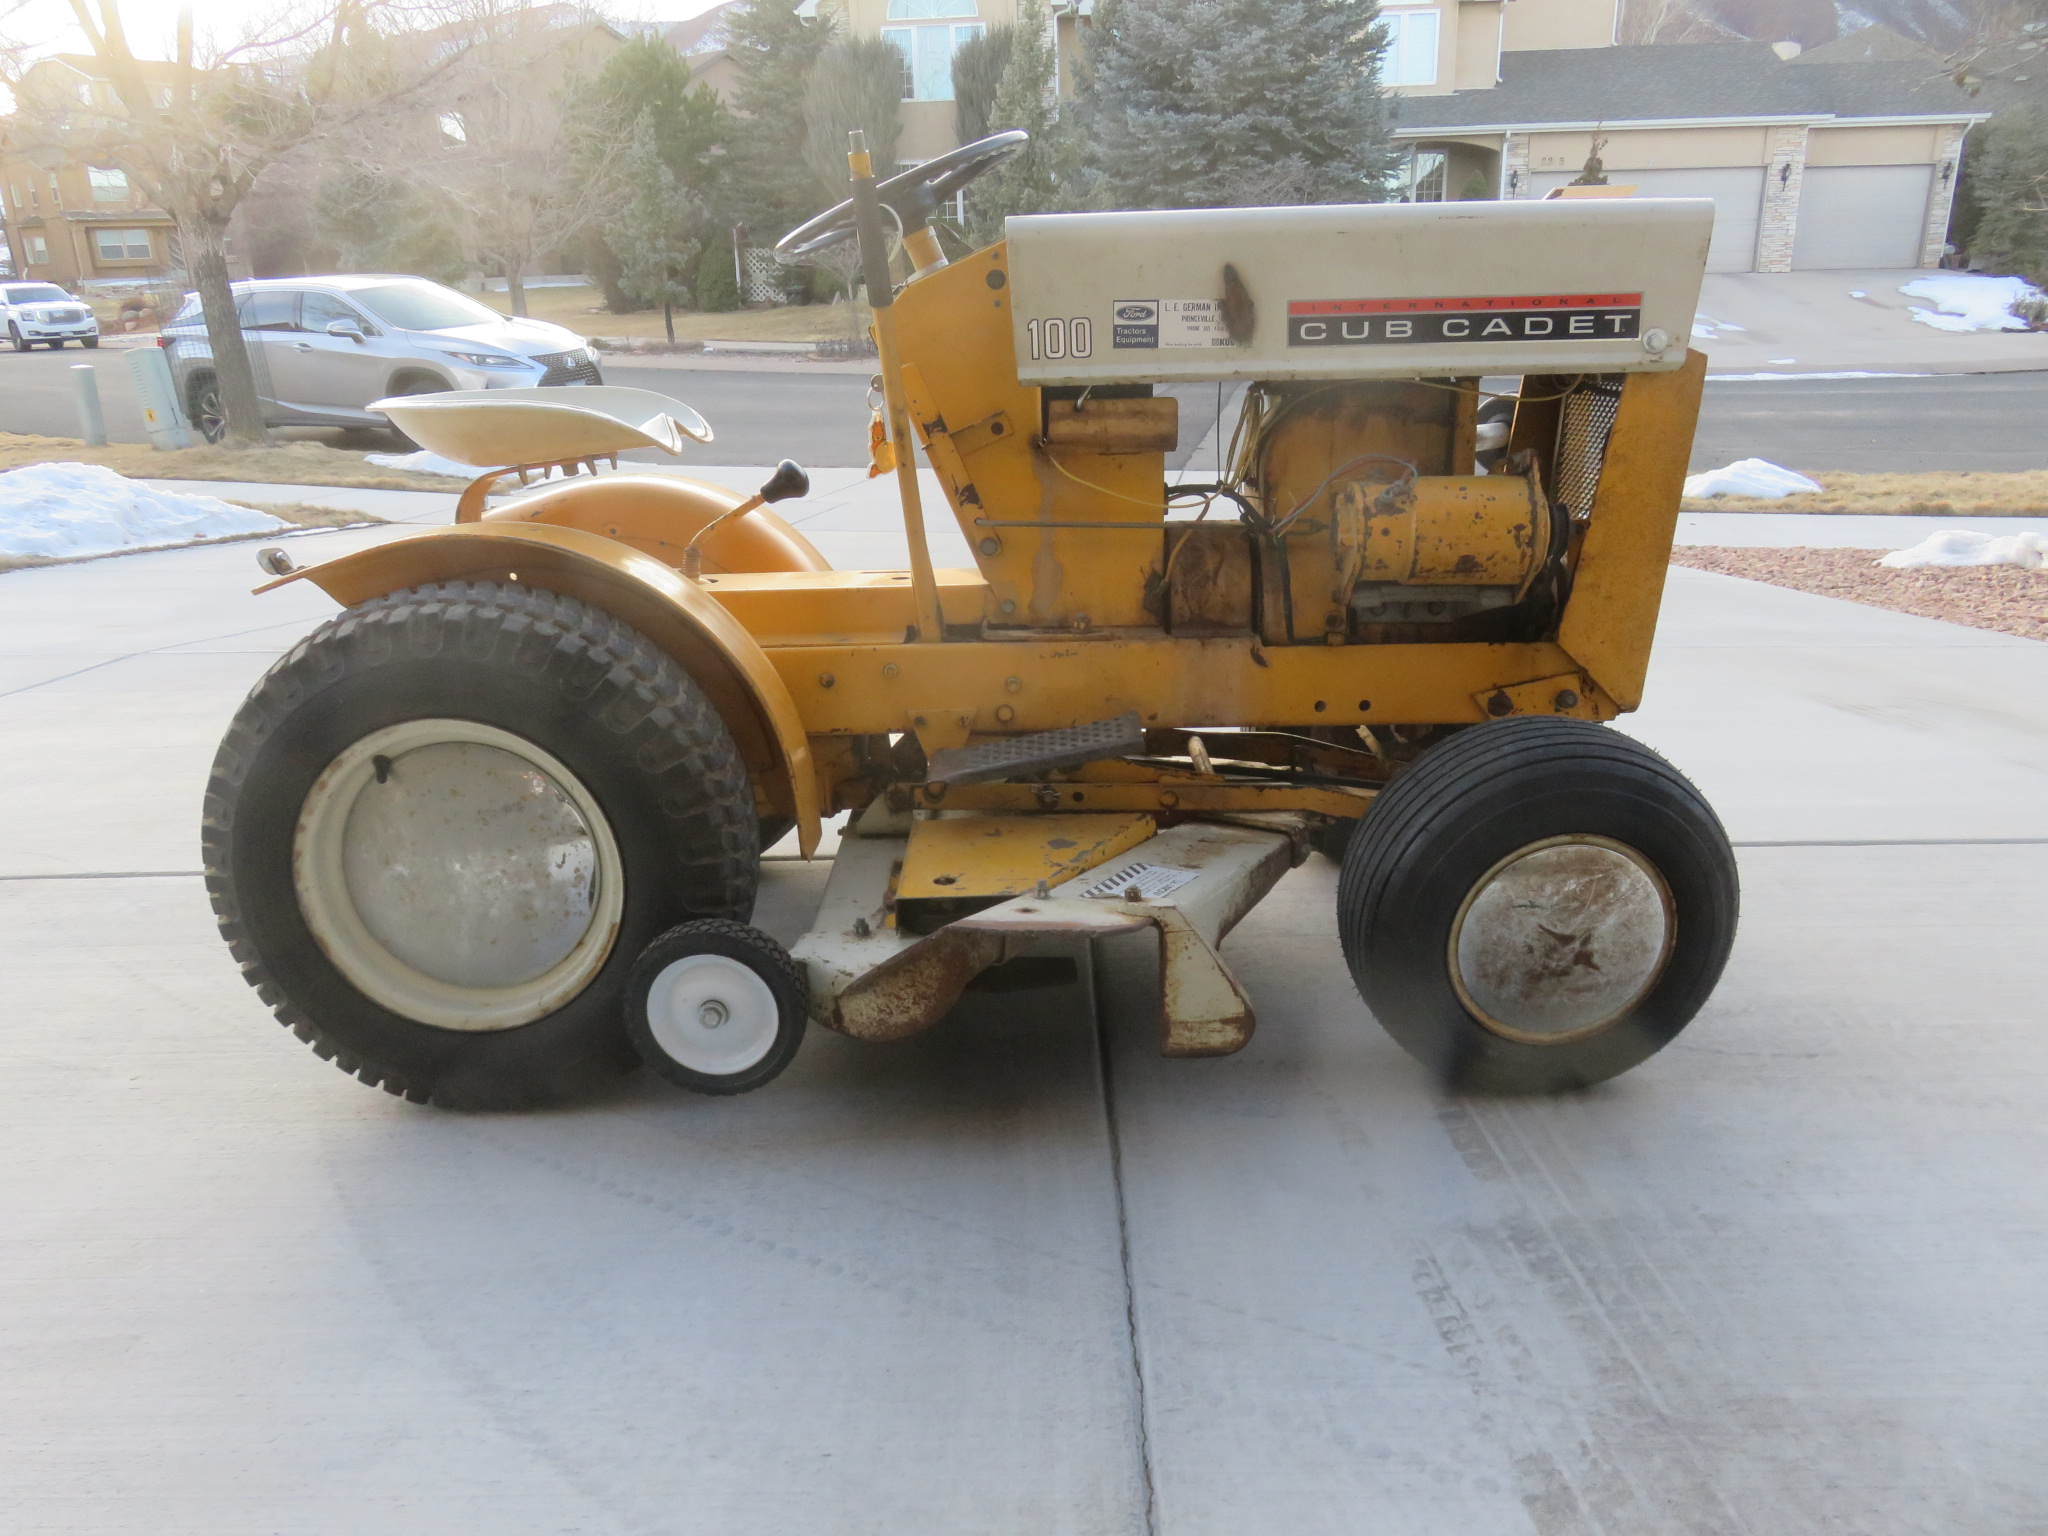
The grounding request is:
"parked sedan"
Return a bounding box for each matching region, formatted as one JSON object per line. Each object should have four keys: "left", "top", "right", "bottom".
{"left": 159, "top": 275, "right": 603, "bottom": 443}
{"left": 2, "top": 282, "right": 100, "bottom": 350}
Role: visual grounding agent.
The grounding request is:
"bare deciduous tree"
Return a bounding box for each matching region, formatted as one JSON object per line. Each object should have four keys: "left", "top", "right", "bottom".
{"left": 4, "top": 1, "right": 479, "bottom": 446}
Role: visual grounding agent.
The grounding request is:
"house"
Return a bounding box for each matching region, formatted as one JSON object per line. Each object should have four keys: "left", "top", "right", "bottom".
{"left": 0, "top": 57, "right": 181, "bottom": 288}
{"left": 814, "top": 0, "right": 1084, "bottom": 163}
{"left": 1386, "top": 0, "right": 1989, "bottom": 271}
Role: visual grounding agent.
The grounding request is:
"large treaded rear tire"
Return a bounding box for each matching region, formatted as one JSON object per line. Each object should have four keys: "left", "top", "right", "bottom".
{"left": 1337, "top": 718, "right": 1737, "bottom": 1093}
{"left": 202, "top": 580, "right": 759, "bottom": 1109}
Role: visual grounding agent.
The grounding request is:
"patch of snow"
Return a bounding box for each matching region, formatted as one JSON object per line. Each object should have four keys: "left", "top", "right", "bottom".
{"left": 1898, "top": 273, "right": 2046, "bottom": 333}
{"left": 0, "top": 462, "right": 285, "bottom": 562}
{"left": 1847, "top": 289, "right": 1868, "bottom": 299}
{"left": 1691, "top": 321, "right": 1717, "bottom": 339}
{"left": 1708, "top": 371, "right": 1929, "bottom": 381}
{"left": 1879, "top": 529, "right": 2048, "bottom": 570}
{"left": 1682, "top": 459, "right": 1823, "bottom": 500}
{"left": 364, "top": 449, "right": 500, "bottom": 479}
{"left": 1767, "top": 357, "right": 1798, "bottom": 364}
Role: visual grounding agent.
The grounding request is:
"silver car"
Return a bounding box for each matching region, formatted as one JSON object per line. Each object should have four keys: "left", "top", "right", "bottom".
{"left": 159, "top": 274, "right": 602, "bottom": 443}
{"left": 2, "top": 281, "right": 100, "bottom": 350}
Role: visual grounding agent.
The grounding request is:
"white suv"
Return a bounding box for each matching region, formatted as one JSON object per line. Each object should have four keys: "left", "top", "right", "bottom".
{"left": 2, "top": 282, "right": 100, "bottom": 350}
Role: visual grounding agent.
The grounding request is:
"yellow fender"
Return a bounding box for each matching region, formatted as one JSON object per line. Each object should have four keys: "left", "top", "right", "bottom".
{"left": 479, "top": 473, "right": 830, "bottom": 575}
{"left": 264, "top": 521, "right": 823, "bottom": 856}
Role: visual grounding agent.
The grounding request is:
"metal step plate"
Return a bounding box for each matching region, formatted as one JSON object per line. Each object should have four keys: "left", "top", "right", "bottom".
{"left": 925, "top": 711, "right": 1145, "bottom": 787}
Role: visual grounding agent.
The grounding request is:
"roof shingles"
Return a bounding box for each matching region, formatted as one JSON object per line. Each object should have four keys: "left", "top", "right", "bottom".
{"left": 1392, "top": 41, "right": 1984, "bottom": 132}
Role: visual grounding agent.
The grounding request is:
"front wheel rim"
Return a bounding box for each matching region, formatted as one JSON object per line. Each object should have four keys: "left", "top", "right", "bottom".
{"left": 642, "top": 952, "right": 782, "bottom": 1077}
{"left": 293, "top": 719, "right": 626, "bottom": 1031}
{"left": 1447, "top": 834, "right": 1676, "bottom": 1045}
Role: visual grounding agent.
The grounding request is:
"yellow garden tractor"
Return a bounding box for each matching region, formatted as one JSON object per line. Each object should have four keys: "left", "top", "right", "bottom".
{"left": 202, "top": 132, "right": 1737, "bottom": 1109}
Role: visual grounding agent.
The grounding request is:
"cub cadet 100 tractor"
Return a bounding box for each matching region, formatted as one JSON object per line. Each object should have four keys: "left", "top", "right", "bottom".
{"left": 203, "top": 132, "right": 1737, "bottom": 1109}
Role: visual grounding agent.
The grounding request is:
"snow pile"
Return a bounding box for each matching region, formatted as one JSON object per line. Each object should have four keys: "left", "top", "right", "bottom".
{"left": 1898, "top": 273, "right": 2046, "bottom": 333}
{"left": 0, "top": 462, "right": 285, "bottom": 562}
{"left": 1682, "top": 459, "right": 1822, "bottom": 500}
{"left": 1879, "top": 530, "right": 2048, "bottom": 570}
{"left": 364, "top": 448, "right": 500, "bottom": 479}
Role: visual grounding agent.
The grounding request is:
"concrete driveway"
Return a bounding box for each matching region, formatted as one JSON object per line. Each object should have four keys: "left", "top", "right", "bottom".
{"left": 3, "top": 523, "right": 2045, "bottom": 1534}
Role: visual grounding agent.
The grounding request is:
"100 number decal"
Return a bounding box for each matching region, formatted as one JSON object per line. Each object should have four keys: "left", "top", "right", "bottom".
{"left": 1025, "top": 317, "right": 1092, "bottom": 360}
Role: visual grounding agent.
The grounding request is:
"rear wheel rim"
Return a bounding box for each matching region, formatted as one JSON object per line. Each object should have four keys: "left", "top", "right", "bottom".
{"left": 193, "top": 383, "right": 225, "bottom": 442}
{"left": 1447, "top": 834, "right": 1675, "bottom": 1045}
{"left": 293, "top": 718, "right": 625, "bottom": 1031}
{"left": 642, "top": 953, "right": 781, "bottom": 1077}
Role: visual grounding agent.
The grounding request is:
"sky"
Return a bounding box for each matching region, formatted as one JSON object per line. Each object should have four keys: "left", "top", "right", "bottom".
{"left": 0, "top": 0, "right": 729, "bottom": 62}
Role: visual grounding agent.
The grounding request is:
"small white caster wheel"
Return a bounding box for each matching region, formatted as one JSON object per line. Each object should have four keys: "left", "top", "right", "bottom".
{"left": 625, "top": 919, "right": 808, "bottom": 1095}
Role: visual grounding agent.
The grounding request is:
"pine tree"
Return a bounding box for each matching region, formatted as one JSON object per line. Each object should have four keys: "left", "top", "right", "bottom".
{"left": 1967, "top": 104, "right": 2048, "bottom": 287}
{"left": 1078, "top": 0, "right": 1397, "bottom": 210}
{"left": 610, "top": 114, "right": 711, "bottom": 342}
{"left": 724, "top": 0, "right": 836, "bottom": 248}
{"left": 965, "top": 0, "right": 1070, "bottom": 242}
{"left": 952, "top": 24, "right": 1017, "bottom": 145}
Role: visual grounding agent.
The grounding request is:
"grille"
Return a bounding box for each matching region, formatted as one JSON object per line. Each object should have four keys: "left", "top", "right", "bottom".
{"left": 534, "top": 349, "right": 602, "bottom": 387}
{"left": 1554, "top": 378, "right": 1624, "bottom": 519}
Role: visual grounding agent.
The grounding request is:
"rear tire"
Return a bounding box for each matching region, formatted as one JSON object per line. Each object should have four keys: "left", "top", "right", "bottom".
{"left": 188, "top": 373, "right": 227, "bottom": 443}
{"left": 1337, "top": 718, "right": 1737, "bottom": 1093}
{"left": 202, "top": 580, "right": 760, "bottom": 1109}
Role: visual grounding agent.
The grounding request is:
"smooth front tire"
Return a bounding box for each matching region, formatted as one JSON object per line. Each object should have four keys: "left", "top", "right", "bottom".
{"left": 625, "top": 919, "right": 808, "bottom": 1095}
{"left": 1337, "top": 718, "right": 1737, "bottom": 1093}
{"left": 203, "top": 580, "right": 761, "bottom": 1109}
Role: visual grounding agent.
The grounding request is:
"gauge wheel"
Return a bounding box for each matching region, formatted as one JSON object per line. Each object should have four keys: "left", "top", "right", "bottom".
{"left": 625, "top": 919, "right": 808, "bottom": 1095}
{"left": 1337, "top": 718, "right": 1738, "bottom": 1093}
{"left": 7, "top": 325, "right": 26, "bottom": 352}
{"left": 187, "top": 373, "right": 227, "bottom": 443}
{"left": 202, "top": 580, "right": 761, "bottom": 1109}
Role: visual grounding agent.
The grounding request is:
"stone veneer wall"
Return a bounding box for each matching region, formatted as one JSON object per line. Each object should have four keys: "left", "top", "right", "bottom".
{"left": 1755, "top": 123, "right": 1810, "bottom": 273}
{"left": 1501, "top": 132, "right": 1531, "bottom": 198}
{"left": 1921, "top": 121, "right": 1971, "bottom": 267}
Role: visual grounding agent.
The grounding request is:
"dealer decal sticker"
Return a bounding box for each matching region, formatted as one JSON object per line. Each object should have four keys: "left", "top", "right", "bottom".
{"left": 1287, "top": 293, "right": 1643, "bottom": 347}
{"left": 1113, "top": 298, "right": 1232, "bottom": 349}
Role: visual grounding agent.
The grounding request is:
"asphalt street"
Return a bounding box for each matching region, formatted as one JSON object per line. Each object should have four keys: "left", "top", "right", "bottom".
{"left": 7, "top": 344, "right": 2048, "bottom": 473}
{"left": 4, "top": 523, "right": 2045, "bottom": 1533}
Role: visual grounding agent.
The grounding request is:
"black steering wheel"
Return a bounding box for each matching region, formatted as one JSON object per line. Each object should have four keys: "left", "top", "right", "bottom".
{"left": 775, "top": 130, "right": 1029, "bottom": 262}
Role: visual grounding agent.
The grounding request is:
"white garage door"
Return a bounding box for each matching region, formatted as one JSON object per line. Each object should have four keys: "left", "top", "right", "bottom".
{"left": 1532, "top": 166, "right": 1765, "bottom": 272}
{"left": 1793, "top": 164, "right": 1932, "bottom": 269}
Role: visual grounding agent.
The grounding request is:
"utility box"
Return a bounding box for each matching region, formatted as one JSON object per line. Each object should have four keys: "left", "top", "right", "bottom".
{"left": 1003, "top": 198, "right": 1713, "bottom": 386}
{"left": 127, "top": 345, "right": 193, "bottom": 451}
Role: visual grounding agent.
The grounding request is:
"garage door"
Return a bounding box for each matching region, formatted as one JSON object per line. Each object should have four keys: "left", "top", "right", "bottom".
{"left": 1532, "top": 166, "right": 1765, "bottom": 272}
{"left": 1792, "top": 164, "right": 1932, "bottom": 269}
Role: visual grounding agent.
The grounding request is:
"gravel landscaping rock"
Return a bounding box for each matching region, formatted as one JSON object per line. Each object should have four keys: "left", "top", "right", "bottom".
{"left": 1672, "top": 546, "right": 2048, "bottom": 641}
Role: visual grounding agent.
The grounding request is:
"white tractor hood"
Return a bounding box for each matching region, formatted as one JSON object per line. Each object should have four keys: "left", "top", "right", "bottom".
{"left": 1003, "top": 198, "right": 1713, "bottom": 385}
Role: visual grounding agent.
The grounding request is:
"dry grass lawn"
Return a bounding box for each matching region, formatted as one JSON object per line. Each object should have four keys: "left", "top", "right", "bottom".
{"left": 0, "top": 433, "right": 467, "bottom": 489}
{"left": 478, "top": 284, "right": 870, "bottom": 345}
{"left": 1682, "top": 470, "right": 2048, "bottom": 516}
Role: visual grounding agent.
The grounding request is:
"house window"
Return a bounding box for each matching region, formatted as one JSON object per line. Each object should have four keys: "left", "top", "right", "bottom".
{"left": 94, "top": 227, "right": 153, "bottom": 261}
{"left": 27, "top": 234, "right": 49, "bottom": 264}
{"left": 885, "top": 0, "right": 976, "bottom": 16}
{"left": 48, "top": 172, "right": 62, "bottom": 208}
{"left": 1381, "top": 6, "right": 1440, "bottom": 86}
{"left": 1395, "top": 149, "right": 1448, "bottom": 202}
{"left": 883, "top": 21, "right": 985, "bottom": 101}
{"left": 89, "top": 166, "right": 129, "bottom": 202}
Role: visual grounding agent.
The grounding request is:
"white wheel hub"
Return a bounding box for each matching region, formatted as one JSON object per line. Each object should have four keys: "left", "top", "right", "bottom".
{"left": 1448, "top": 835, "right": 1674, "bottom": 1044}
{"left": 294, "top": 719, "right": 625, "bottom": 1031}
{"left": 642, "top": 952, "right": 781, "bottom": 1078}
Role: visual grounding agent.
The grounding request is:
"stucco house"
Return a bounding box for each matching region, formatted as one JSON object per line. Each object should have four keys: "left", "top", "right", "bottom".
{"left": 1387, "top": 0, "right": 1989, "bottom": 271}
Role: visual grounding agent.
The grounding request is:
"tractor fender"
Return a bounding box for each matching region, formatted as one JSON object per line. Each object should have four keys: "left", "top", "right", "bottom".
{"left": 263, "top": 521, "right": 822, "bottom": 856}
{"left": 480, "top": 474, "right": 830, "bottom": 575}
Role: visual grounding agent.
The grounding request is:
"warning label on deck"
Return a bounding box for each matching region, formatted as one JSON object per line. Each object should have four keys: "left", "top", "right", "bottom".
{"left": 1287, "top": 293, "right": 1643, "bottom": 347}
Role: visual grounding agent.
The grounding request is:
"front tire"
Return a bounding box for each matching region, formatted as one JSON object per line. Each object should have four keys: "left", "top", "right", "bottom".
{"left": 1337, "top": 718, "right": 1737, "bottom": 1093}
{"left": 7, "top": 325, "right": 25, "bottom": 352}
{"left": 202, "top": 580, "right": 760, "bottom": 1109}
{"left": 82, "top": 336, "right": 99, "bottom": 349}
